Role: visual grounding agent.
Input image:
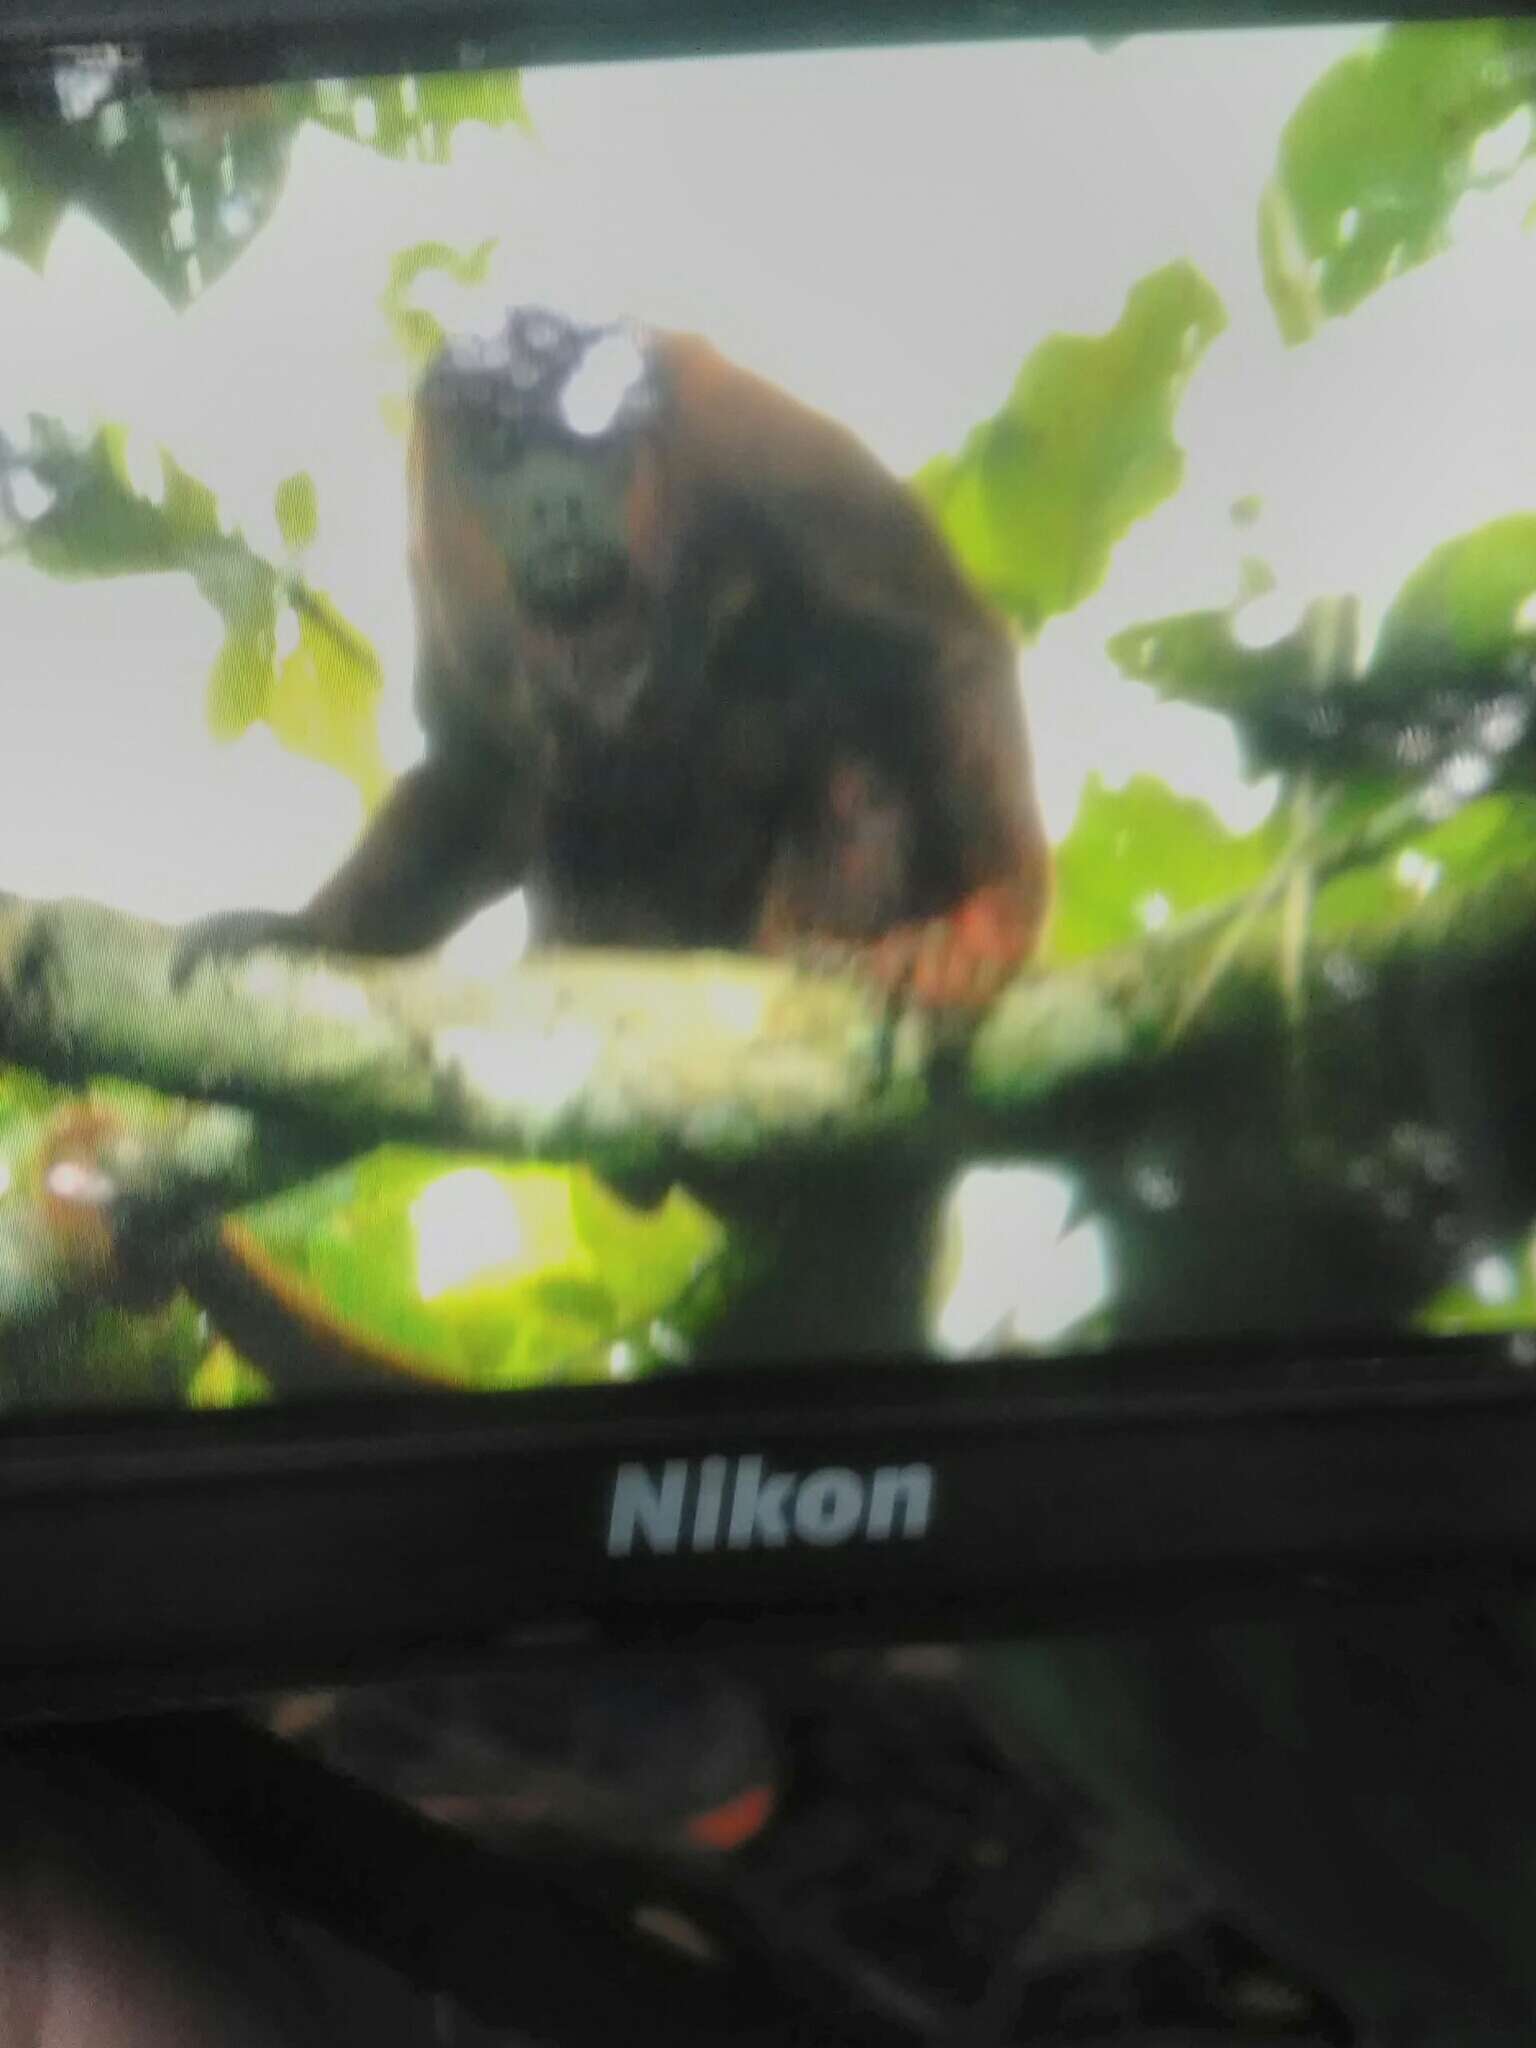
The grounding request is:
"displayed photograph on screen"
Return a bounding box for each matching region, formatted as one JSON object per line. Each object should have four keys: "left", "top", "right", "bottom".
{"left": 5, "top": 18, "right": 1536, "bottom": 1412}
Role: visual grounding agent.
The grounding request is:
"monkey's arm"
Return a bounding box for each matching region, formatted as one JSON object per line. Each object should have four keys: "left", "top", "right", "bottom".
{"left": 175, "top": 751, "right": 525, "bottom": 982}
{"left": 302, "top": 750, "right": 525, "bottom": 953}
{"left": 884, "top": 621, "right": 1054, "bottom": 1004}
{"left": 667, "top": 337, "right": 1052, "bottom": 998}
{"left": 755, "top": 631, "right": 1052, "bottom": 1007}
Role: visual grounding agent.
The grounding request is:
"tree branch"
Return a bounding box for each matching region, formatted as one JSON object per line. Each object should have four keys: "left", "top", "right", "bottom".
{"left": 3, "top": 845, "right": 1536, "bottom": 1174}
{"left": 4, "top": 858, "right": 1536, "bottom": 1348}
{"left": 0, "top": 893, "right": 951, "bottom": 1174}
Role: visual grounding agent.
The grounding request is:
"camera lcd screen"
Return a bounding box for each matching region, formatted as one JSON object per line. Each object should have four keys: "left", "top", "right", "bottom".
{"left": 5, "top": 16, "right": 1536, "bottom": 1422}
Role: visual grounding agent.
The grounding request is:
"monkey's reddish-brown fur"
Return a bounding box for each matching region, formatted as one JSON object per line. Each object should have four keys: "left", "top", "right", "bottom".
{"left": 168, "top": 317, "right": 1054, "bottom": 1374}
{"left": 188, "top": 321, "right": 1051, "bottom": 1003}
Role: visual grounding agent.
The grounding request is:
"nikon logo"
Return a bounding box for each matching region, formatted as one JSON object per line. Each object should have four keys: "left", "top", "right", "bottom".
{"left": 605, "top": 1454, "right": 934, "bottom": 1558}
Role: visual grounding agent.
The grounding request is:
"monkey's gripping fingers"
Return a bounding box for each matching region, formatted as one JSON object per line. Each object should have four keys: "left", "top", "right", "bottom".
{"left": 864, "top": 885, "right": 1039, "bottom": 1013}
{"left": 170, "top": 909, "right": 310, "bottom": 991}
{"left": 757, "top": 884, "right": 1038, "bottom": 1015}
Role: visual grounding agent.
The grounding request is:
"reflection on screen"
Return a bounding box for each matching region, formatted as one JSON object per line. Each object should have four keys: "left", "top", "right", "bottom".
{"left": 4, "top": 18, "right": 1536, "bottom": 1414}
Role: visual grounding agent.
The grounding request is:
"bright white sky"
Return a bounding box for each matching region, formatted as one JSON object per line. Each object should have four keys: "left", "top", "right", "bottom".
{"left": 10, "top": 18, "right": 1524, "bottom": 921}
{"left": 6, "top": 23, "right": 1536, "bottom": 1346}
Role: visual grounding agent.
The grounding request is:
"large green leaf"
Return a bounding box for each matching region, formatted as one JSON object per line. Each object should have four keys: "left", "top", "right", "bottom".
{"left": 0, "top": 80, "right": 294, "bottom": 307}
{"left": 1418, "top": 1236, "right": 1536, "bottom": 1337}
{"left": 1262, "top": 20, "right": 1536, "bottom": 341}
{"left": 226, "top": 1151, "right": 725, "bottom": 1393}
{"left": 1109, "top": 605, "right": 1316, "bottom": 722}
{"left": 0, "top": 64, "right": 524, "bottom": 308}
{"left": 1109, "top": 597, "right": 1378, "bottom": 784}
{"left": 16, "top": 422, "right": 220, "bottom": 578}
{"left": 14, "top": 420, "right": 281, "bottom": 738}
{"left": 1312, "top": 791, "right": 1536, "bottom": 941}
{"left": 0, "top": 125, "right": 66, "bottom": 269}
{"left": 10, "top": 418, "right": 384, "bottom": 786}
{"left": 0, "top": 1070, "right": 60, "bottom": 1129}
{"left": 1117, "top": 523, "right": 1536, "bottom": 796}
{"left": 915, "top": 263, "right": 1225, "bottom": 633}
{"left": 1333, "top": 520, "right": 1536, "bottom": 804}
{"left": 1047, "top": 774, "right": 1286, "bottom": 965}
{"left": 1375, "top": 514, "right": 1536, "bottom": 670}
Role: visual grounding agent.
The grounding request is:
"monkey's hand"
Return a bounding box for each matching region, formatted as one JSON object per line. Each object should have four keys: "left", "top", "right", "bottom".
{"left": 759, "top": 883, "right": 1039, "bottom": 1015}
{"left": 863, "top": 884, "right": 1040, "bottom": 1011}
{"left": 170, "top": 909, "right": 313, "bottom": 991}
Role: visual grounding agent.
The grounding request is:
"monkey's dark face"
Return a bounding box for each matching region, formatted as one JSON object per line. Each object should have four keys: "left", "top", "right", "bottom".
{"left": 463, "top": 432, "right": 636, "bottom": 625}
{"left": 415, "top": 310, "right": 669, "bottom": 739}
{"left": 423, "top": 309, "right": 660, "bottom": 620}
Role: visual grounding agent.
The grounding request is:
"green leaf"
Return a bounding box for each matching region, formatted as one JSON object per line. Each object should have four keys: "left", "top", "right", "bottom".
{"left": 915, "top": 262, "right": 1226, "bottom": 632}
{"left": 12, "top": 416, "right": 380, "bottom": 772}
{"left": 159, "top": 450, "right": 222, "bottom": 542}
{"left": 207, "top": 614, "right": 277, "bottom": 739}
{"left": 1047, "top": 774, "right": 1286, "bottom": 965}
{"left": 0, "top": 125, "right": 65, "bottom": 270}
{"left": 387, "top": 237, "right": 498, "bottom": 295}
{"left": 0, "top": 88, "right": 296, "bottom": 307}
{"left": 0, "top": 1069, "right": 63, "bottom": 1130}
{"left": 381, "top": 237, "right": 499, "bottom": 369}
{"left": 306, "top": 71, "right": 527, "bottom": 166}
{"left": 56, "top": 1301, "right": 207, "bottom": 1411}
{"left": 189, "top": 1342, "right": 274, "bottom": 1409}
{"left": 1116, "top": 554, "right": 1536, "bottom": 794}
{"left": 20, "top": 425, "right": 187, "bottom": 578}
{"left": 1418, "top": 1241, "right": 1536, "bottom": 1337}
{"left": 266, "top": 597, "right": 387, "bottom": 804}
{"left": 1410, "top": 791, "right": 1536, "bottom": 884}
{"left": 1259, "top": 518, "right": 1536, "bottom": 803}
{"left": 1262, "top": 20, "right": 1536, "bottom": 340}
{"left": 568, "top": 1171, "right": 722, "bottom": 1328}
{"left": 1375, "top": 514, "right": 1536, "bottom": 670}
{"left": 1109, "top": 597, "right": 1383, "bottom": 784}
{"left": 17, "top": 424, "right": 228, "bottom": 586}
{"left": 274, "top": 472, "right": 319, "bottom": 553}
{"left": 1109, "top": 606, "right": 1315, "bottom": 720}
{"left": 225, "top": 1152, "right": 727, "bottom": 1393}
{"left": 1312, "top": 793, "right": 1536, "bottom": 941}
{"left": 0, "top": 64, "right": 520, "bottom": 307}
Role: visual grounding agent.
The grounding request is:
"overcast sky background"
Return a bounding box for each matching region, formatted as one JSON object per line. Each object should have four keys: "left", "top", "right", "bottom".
{"left": 7, "top": 19, "right": 1512, "bottom": 922}
{"left": 7, "top": 23, "right": 1536, "bottom": 912}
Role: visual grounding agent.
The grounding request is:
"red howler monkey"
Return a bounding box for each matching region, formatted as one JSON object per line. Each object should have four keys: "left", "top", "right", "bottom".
{"left": 173, "top": 307, "right": 1052, "bottom": 1366}
{"left": 177, "top": 307, "right": 1050, "bottom": 1006}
